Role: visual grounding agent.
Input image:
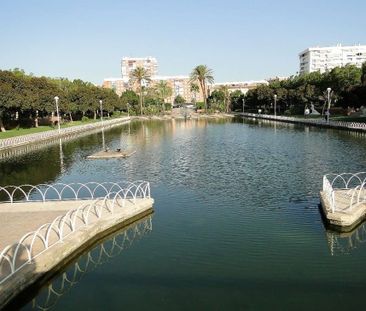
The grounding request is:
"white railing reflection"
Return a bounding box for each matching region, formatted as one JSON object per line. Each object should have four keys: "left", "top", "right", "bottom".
{"left": 322, "top": 172, "right": 366, "bottom": 213}
{"left": 0, "top": 181, "right": 151, "bottom": 285}
{"left": 10, "top": 215, "right": 152, "bottom": 310}
{"left": 32, "top": 216, "right": 152, "bottom": 311}
{"left": 326, "top": 221, "right": 366, "bottom": 256}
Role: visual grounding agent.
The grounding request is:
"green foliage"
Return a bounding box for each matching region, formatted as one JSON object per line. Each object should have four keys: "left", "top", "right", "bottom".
{"left": 81, "top": 116, "right": 89, "bottom": 122}
{"left": 245, "top": 64, "right": 366, "bottom": 115}
{"left": 174, "top": 95, "right": 185, "bottom": 104}
{"left": 190, "top": 65, "right": 214, "bottom": 111}
{"left": 0, "top": 69, "right": 124, "bottom": 130}
{"left": 130, "top": 66, "right": 151, "bottom": 115}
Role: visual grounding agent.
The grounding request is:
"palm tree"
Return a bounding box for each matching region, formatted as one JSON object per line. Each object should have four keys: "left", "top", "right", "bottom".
{"left": 130, "top": 67, "right": 151, "bottom": 115}
{"left": 155, "top": 80, "right": 173, "bottom": 112}
{"left": 190, "top": 65, "right": 214, "bottom": 112}
{"left": 219, "top": 85, "right": 231, "bottom": 113}
{"left": 190, "top": 83, "right": 200, "bottom": 105}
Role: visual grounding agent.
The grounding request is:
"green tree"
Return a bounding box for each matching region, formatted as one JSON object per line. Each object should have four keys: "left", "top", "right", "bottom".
{"left": 190, "top": 83, "right": 200, "bottom": 105}
{"left": 218, "top": 85, "right": 231, "bottom": 113}
{"left": 130, "top": 67, "right": 151, "bottom": 115}
{"left": 174, "top": 95, "right": 185, "bottom": 105}
{"left": 120, "top": 90, "right": 139, "bottom": 115}
{"left": 155, "top": 80, "right": 173, "bottom": 112}
{"left": 190, "top": 65, "right": 214, "bottom": 112}
{"left": 361, "top": 62, "right": 366, "bottom": 86}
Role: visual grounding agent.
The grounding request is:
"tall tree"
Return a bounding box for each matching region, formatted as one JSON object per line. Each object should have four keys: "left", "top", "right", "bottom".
{"left": 190, "top": 83, "right": 200, "bottom": 105}
{"left": 190, "top": 65, "right": 214, "bottom": 112}
{"left": 361, "top": 62, "right": 366, "bottom": 86}
{"left": 155, "top": 80, "right": 173, "bottom": 112}
{"left": 219, "top": 85, "right": 231, "bottom": 113}
{"left": 130, "top": 67, "right": 151, "bottom": 115}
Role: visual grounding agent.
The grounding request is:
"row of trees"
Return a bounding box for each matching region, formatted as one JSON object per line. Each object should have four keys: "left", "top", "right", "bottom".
{"left": 0, "top": 66, "right": 213, "bottom": 131}
{"left": 199, "top": 63, "right": 366, "bottom": 115}
{"left": 243, "top": 63, "right": 366, "bottom": 115}
{"left": 0, "top": 69, "right": 122, "bottom": 131}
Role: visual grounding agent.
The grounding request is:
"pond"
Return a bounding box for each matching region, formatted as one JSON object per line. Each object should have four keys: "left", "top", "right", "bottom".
{"left": 2, "top": 118, "right": 366, "bottom": 310}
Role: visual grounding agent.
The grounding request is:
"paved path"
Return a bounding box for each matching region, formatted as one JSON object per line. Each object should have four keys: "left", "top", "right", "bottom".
{"left": 0, "top": 200, "right": 96, "bottom": 250}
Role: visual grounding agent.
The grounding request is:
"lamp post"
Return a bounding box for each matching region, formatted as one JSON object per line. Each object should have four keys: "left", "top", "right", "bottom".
{"left": 54, "top": 96, "right": 61, "bottom": 135}
{"left": 274, "top": 94, "right": 277, "bottom": 117}
{"left": 326, "top": 87, "right": 331, "bottom": 122}
{"left": 99, "top": 100, "right": 103, "bottom": 124}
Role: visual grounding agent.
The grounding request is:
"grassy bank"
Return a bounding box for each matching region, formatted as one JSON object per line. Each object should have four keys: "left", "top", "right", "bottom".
{"left": 0, "top": 119, "right": 101, "bottom": 139}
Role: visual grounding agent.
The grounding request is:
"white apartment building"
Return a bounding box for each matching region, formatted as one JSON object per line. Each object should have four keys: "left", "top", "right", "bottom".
{"left": 121, "top": 57, "right": 158, "bottom": 79}
{"left": 299, "top": 44, "right": 366, "bottom": 74}
{"left": 212, "top": 80, "right": 269, "bottom": 94}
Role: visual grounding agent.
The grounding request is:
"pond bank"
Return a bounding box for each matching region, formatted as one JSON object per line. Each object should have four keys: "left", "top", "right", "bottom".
{"left": 237, "top": 112, "right": 366, "bottom": 133}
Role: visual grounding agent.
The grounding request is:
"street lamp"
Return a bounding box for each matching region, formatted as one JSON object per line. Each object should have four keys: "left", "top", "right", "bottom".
{"left": 54, "top": 96, "right": 61, "bottom": 135}
{"left": 326, "top": 87, "right": 331, "bottom": 122}
{"left": 99, "top": 100, "right": 103, "bottom": 124}
{"left": 274, "top": 94, "right": 277, "bottom": 117}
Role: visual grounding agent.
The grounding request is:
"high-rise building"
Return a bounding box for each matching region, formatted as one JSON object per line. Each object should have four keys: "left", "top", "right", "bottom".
{"left": 121, "top": 57, "right": 158, "bottom": 79}
{"left": 299, "top": 44, "right": 366, "bottom": 74}
{"left": 102, "top": 78, "right": 129, "bottom": 96}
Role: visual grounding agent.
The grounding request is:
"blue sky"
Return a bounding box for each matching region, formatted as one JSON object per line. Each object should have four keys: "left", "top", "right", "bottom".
{"left": 1, "top": 0, "right": 365, "bottom": 84}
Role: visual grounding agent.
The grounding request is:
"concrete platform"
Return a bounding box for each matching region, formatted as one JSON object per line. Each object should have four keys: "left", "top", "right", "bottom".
{"left": 0, "top": 197, "right": 154, "bottom": 308}
{"left": 87, "top": 149, "right": 136, "bottom": 159}
{"left": 0, "top": 200, "right": 97, "bottom": 250}
{"left": 320, "top": 190, "right": 366, "bottom": 232}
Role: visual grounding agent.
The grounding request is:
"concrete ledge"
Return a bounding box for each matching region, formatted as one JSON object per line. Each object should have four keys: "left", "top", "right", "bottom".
{"left": 0, "top": 198, "right": 154, "bottom": 309}
{"left": 320, "top": 191, "right": 366, "bottom": 232}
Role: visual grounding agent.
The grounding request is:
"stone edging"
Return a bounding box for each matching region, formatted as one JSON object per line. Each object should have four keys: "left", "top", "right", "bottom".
{"left": 0, "top": 117, "right": 131, "bottom": 151}
{"left": 238, "top": 113, "right": 366, "bottom": 132}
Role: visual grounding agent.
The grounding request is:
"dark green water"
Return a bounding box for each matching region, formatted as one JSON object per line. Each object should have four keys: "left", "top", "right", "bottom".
{"left": 2, "top": 118, "right": 366, "bottom": 310}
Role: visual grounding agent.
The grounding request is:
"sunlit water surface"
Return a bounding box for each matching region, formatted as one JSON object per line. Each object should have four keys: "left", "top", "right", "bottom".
{"left": 1, "top": 118, "right": 366, "bottom": 310}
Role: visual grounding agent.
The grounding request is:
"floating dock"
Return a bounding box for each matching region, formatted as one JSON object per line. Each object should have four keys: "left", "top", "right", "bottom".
{"left": 320, "top": 172, "right": 366, "bottom": 231}
{"left": 87, "top": 149, "right": 136, "bottom": 159}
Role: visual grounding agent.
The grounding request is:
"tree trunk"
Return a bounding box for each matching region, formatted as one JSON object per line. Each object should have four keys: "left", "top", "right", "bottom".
{"left": 34, "top": 116, "right": 39, "bottom": 128}
{"left": 69, "top": 112, "right": 73, "bottom": 122}
{"left": 94, "top": 110, "right": 97, "bottom": 120}
{"left": 0, "top": 117, "right": 6, "bottom": 132}
{"left": 139, "top": 85, "right": 143, "bottom": 116}
{"left": 199, "top": 80, "right": 206, "bottom": 112}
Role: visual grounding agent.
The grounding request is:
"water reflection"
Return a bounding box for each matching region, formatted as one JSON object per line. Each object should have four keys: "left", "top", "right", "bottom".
{"left": 326, "top": 222, "right": 366, "bottom": 255}
{"left": 12, "top": 214, "right": 153, "bottom": 311}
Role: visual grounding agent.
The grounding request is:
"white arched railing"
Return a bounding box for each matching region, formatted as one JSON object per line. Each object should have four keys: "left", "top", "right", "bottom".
{"left": 241, "top": 113, "right": 366, "bottom": 131}
{"left": 322, "top": 172, "right": 366, "bottom": 213}
{"left": 0, "top": 181, "right": 150, "bottom": 203}
{"left": 0, "top": 117, "right": 131, "bottom": 151}
{"left": 0, "top": 181, "right": 151, "bottom": 285}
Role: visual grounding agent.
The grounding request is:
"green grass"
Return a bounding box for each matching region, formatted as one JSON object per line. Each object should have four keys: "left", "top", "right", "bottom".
{"left": 0, "top": 118, "right": 101, "bottom": 139}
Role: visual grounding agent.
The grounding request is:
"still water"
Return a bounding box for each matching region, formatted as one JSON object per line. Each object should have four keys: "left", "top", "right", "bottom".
{"left": 2, "top": 118, "right": 366, "bottom": 310}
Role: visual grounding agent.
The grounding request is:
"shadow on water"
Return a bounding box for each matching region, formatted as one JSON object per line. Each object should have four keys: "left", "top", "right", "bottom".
{"left": 3, "top": 214, "right": 153, "bottom": 311}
